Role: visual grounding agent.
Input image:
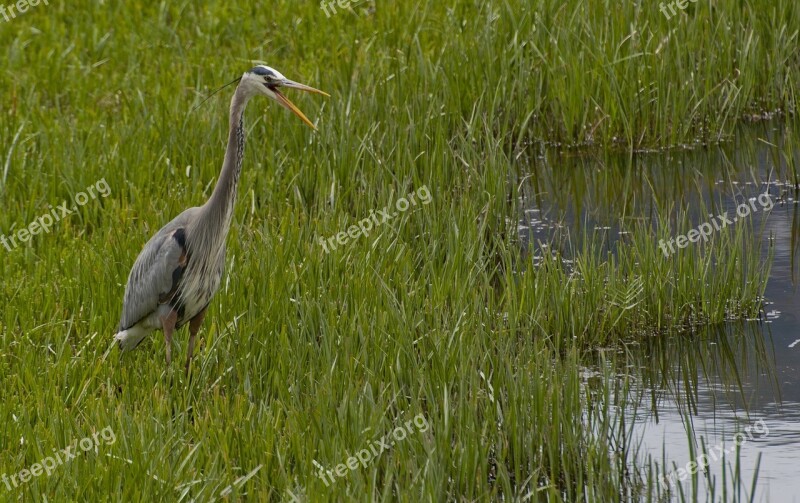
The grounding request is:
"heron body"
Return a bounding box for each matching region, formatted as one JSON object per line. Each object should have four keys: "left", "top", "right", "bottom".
{"left": 114, "top": 65, "right": 327, "bottom": 372}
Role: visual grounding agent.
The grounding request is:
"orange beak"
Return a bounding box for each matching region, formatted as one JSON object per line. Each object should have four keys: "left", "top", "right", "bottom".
{"left": 272, "top": 80, "right": 330, "bottom": 130}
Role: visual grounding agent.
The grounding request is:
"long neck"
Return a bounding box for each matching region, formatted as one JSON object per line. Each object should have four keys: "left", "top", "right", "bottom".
{"left": 208, "top": 87, "right": 248, "bottom": 214}
{"left": 199, "top": 86, "right": 249, "bottom": 235}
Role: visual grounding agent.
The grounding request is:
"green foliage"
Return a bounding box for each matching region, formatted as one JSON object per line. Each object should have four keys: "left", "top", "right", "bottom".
{"left": 0, "top": 0, "right": 786, "bottom": 501}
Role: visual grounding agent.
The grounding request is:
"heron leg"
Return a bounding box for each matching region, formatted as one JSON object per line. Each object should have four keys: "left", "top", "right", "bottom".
{"left": 160, "top": 310, "right": 178, "bottom": 366}
{"left": 186, "top": 307, "right": 207, "bottom": 374}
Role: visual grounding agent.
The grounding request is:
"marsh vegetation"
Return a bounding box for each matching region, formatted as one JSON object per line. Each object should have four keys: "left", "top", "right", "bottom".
{"left": 0, "top": 1, "right": 798, "bottom": 501}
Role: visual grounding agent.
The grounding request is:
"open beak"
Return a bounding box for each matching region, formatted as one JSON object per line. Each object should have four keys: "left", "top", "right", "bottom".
{"left": 272, "top": 79, "right": 330, "bottom": 130}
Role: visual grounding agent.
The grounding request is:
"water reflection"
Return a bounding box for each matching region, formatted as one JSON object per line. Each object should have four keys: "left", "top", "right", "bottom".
{"left": 520, "top": 122, "right": 800, "bottom": 501}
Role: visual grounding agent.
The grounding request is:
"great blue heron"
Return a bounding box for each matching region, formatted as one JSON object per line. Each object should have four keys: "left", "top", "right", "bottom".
{"left": 114, "top": 65, "right": 328, "bottom": 373}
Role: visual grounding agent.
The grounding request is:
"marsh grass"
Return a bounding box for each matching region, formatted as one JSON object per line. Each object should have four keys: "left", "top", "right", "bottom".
{"left": 0, "top": 0, "right": 790, "bottom": 501}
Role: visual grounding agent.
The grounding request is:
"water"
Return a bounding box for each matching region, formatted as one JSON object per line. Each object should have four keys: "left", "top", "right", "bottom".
{"left": 520, "top": 123, "right": 800, "bottom": 502}
{"left": 629, "top": 180, "right": 800, "bottom": 502}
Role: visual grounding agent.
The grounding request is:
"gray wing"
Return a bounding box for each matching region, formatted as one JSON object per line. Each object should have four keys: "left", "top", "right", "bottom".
{"left": 118, "top": 208, "right": 199, "bottom": 331}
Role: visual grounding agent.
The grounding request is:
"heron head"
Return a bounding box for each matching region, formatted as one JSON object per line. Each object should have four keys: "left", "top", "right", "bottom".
{"left": 240, "top": 65, "right": 329, "bottom": 129}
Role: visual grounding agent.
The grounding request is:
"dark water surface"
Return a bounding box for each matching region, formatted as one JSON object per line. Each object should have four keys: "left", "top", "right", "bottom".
{"left": 521, "top": 123, "right": 800, "bottom": 502}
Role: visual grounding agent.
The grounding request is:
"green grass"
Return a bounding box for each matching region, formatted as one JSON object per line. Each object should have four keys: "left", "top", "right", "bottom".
{"left": 0, "top": 1, "right": 791, "bottom": 501}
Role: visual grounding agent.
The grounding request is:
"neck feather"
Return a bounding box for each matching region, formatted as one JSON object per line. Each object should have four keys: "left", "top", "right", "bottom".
{"left": 198, "top": 86, "right": 250, "bottom": 236}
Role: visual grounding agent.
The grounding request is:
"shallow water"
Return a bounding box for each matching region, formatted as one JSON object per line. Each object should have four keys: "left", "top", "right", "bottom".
{"left": 521, "top": 123, "right": 800, "bottom": 501}
{"left": 629, "top": 183, "right": 800, "bottom": 502}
